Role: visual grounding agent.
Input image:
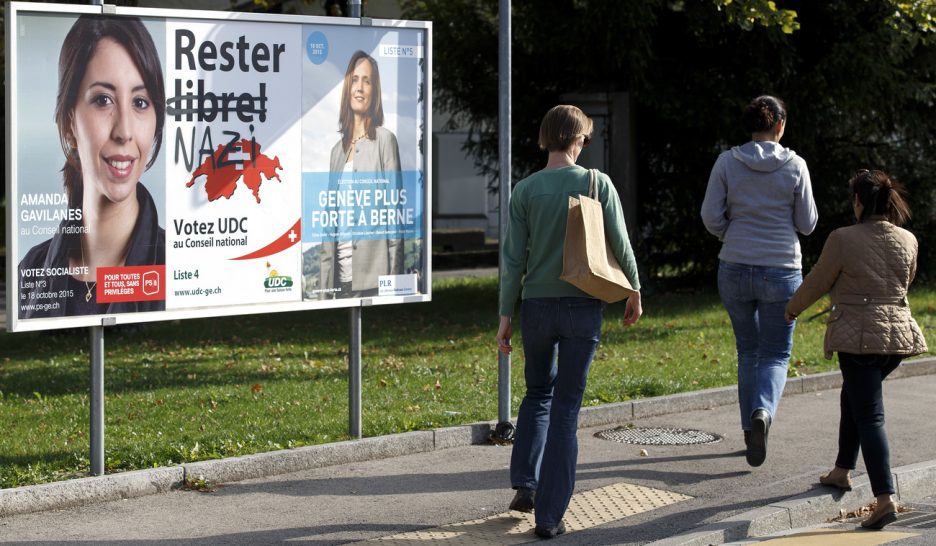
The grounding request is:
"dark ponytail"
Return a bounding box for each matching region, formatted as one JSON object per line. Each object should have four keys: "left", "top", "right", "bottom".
{"left": 741, "top": 95, "right": 787, "bottom": 134}
{"left": 849, "top": 169, "right": 911, "bottom": 226}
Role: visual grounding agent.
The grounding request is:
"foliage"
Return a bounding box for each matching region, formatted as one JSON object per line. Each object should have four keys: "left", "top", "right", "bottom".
{"left": 182, "top": 474, "right": 219, "bottom": 492}
{"left": 401, "top": 0, "right": 936, "bottom": 283}
{"left": 706, "top": 0, "right": 800, "bottom": 33}
{"left": 5, "top": 276, "right": 931, "bottom": 488}
{"left": 890, "top": 0, "right": 936, "bottom": 40}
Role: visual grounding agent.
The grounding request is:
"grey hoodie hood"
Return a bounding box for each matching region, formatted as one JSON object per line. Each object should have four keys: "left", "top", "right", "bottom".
{"left": 702, "top": 139, "right": 818, "bottom": 269}
{"left": 730, "top": 140, "right": 796, "bottom": 173}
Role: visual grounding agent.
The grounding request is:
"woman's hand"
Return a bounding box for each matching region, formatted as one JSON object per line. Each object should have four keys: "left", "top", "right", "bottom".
{"left": 622, "top": 291, "right": 642, "bottom": 326}
{"left": 784, "top": 311, "right": 798, "bottom": 323}
{"left": 496, "top": 316, "right": 512, "bottom": 354}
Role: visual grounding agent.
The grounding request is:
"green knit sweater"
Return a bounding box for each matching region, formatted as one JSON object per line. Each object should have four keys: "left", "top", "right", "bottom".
{"left": 498, "top": 165, "right": 640, "bottom": 316}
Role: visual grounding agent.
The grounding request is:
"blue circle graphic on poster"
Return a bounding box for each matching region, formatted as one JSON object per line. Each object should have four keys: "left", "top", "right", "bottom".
{"left": 306, "top": 31, "right": 328, "bottom": 64}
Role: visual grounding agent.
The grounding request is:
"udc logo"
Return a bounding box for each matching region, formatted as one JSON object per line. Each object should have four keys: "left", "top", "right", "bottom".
{"left": 264, "top": 275, "right": 293, "bottom": 289}
{"left": 263, "top": 262, "right": 293, "bottom": 291}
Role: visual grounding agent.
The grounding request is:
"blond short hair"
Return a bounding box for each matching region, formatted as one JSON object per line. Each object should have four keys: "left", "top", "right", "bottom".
{"left": 538, "top": 105, "right": 593, "bottom": 152}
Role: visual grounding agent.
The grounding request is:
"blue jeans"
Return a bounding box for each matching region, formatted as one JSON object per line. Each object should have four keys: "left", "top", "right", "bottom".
{"left": 836, "top": 353, "right": 902, "bottom": 496}
{"left": 510, "top": 297, "right": 603, "bottom": 528}
{"left": 717, "top": 261, "right": 801, "bottom": 430}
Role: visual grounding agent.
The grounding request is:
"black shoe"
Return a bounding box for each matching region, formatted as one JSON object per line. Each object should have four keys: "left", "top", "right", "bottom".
{"left": 509, "top": 487, "right": 535, "bottom": 513}
{"left": 740, "top": 430, "right": 752, "bottom": 457}
{"left": 534, "top": 520, "right": 566, "bottom": 539}
{"left": 746, "top": 409, "right": 770, "bottom": 467}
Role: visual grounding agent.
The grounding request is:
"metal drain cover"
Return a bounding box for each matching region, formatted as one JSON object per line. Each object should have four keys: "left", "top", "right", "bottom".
{"left": 595, "top": 426, "right": 722, "bottom": 446}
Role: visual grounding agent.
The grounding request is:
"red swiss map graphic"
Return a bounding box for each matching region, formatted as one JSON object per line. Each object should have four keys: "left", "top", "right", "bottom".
{"left": 186, "top": 139, "right": 282, "bottom": 203}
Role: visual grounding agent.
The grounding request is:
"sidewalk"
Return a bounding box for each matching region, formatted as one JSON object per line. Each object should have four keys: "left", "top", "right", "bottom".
{"left": 1, "top": 357, "right": 934, "bottom": 544}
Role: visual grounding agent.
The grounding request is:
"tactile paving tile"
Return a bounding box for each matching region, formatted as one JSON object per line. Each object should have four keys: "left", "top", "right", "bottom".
{"left": 564, "top": 481, "right": 691, "bottom": 531}
{"left": 357, "top": 481, "right": 692, "bottom": 544}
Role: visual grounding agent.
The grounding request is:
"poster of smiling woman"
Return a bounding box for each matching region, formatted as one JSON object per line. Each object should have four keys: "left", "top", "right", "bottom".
{"left": 12, "top": 11, "right": 169, "bottom": 321}
{"left": 300, "top": 24, "right": 427, "bottom": 302}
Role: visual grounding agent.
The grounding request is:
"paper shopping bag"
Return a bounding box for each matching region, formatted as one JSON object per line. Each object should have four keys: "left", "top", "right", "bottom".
{"left": 559, "top": 170, "right": 636, "bottom": 303}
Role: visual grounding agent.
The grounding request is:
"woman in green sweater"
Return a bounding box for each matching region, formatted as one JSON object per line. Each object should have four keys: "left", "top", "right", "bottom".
{"left": 496, "top": 104, "right": 642, "bottom": 539}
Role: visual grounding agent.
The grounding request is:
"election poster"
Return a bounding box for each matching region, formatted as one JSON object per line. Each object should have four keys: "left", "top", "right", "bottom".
{"left": 5, "top": 4, "right": 431, "bottom": 333}
{"left": 13, "top": 11, "right": 170, "bottom": 321}
{"left": 300, "top": 25, "right": 426, "bottom": 301}
{"left": 164, "top": 19, "right": 303, "bottom": 309}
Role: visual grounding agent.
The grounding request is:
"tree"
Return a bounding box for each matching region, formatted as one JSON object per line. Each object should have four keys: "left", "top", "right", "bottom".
{"left": 401, "top": 0, "right": 936, "bottom": 283}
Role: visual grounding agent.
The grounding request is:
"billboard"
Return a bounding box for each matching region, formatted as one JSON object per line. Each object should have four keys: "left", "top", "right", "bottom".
{"left": 5, "top": 3, "right": 432, "bottom": 332}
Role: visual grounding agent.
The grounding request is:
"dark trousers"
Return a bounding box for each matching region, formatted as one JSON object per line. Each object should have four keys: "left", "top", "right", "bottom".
{"left": 836, "top": 352, "right": 902, "bottom": 496}
{"left": 510, "top": 297, "right": 603, "bottom": 528}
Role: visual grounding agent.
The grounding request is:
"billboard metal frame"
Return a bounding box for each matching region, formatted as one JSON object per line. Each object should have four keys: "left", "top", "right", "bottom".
{"left": 5, "top": 2, "right": 433, "bottom": 333}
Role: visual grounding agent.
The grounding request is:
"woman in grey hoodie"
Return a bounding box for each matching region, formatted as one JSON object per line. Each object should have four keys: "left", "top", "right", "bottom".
{"left": 701, "top": 95, "right": 818, "bottom": 467}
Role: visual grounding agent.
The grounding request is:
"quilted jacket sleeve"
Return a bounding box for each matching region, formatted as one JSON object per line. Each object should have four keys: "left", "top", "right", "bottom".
{"left": 786, "top": 229, "right": 842, "bottom": 318}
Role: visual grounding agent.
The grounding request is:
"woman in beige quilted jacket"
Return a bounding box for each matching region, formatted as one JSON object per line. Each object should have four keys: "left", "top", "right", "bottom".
{"left": 785, "top": 169, "right": 928, "bottom": 530}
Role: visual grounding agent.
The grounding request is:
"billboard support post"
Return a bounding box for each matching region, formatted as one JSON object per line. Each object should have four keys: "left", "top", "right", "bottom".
{"left": 349, "top": 307, "right": 362, "bottom": 439}
{"left": 87, "top": 0, "right": 106, "bottom": 479}
{"left": 494, "top": 0, "right": 514, "bottom": 443}
{"left": 90, "top": 326, "right": 105, "bottom": 476}
{"left": 347, "top": 0, "right": 363, "bottom": 440}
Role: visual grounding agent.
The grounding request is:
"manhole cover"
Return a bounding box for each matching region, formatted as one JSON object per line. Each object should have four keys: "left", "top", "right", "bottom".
{"left": 595, "top": 426, "right": 722, "bottom": 446}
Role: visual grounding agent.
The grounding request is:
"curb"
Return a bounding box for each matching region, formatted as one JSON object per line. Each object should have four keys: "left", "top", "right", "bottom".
{"left": 1, "top": 357, "right": 934, "bottom": 520}
{"left": 579, "top": 356, "right": 935, "bottom": 428}
{"left": 0, "top": 466, "right": 183, "bottom": 518}
{"left": 183, "top": 424, "right": 493, "bottom": 485}
{"left": 645, "top": 458, "right": 936, "bottom": 546}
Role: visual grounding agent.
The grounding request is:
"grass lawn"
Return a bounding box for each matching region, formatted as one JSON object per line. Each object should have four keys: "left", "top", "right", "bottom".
{"left": 1, "top": 275, "right": 934, "bottom": 489}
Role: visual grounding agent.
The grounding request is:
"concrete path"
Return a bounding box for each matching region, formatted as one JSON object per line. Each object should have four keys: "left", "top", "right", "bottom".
{"left": 1, "top": 358, "right": 934, "bottom": 545}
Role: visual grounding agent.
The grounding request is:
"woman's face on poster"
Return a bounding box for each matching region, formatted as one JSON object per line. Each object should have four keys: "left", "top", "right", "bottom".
{"left": 349, "top": 58, "right": 374, "bottom": 117}
{"left": 69, "top": 37, "right": 157, "bottom": 205}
